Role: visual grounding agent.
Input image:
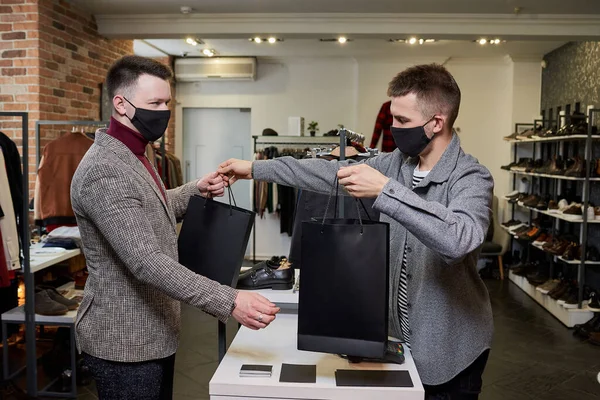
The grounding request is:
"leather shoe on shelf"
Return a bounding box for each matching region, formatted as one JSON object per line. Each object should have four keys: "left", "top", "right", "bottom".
{"left": 564, "top": 156, "right": 585, "bottom": 177}
{"left": 522, "top": 195, "right": 541, "bottom": 208}
{"left": 35, "top": 290, "right": 68, "bottom": 316}
{"left": 547, "top": 200, "right": 559, "bottom": 212}
{"left": 237, "top": 263, "right": 294, "bottom": 290}
{"left": 36, "top": 285, "right": 79, "bottom": 310}
{"left": 562, "top": 204, "right": 583, "bottom": 216}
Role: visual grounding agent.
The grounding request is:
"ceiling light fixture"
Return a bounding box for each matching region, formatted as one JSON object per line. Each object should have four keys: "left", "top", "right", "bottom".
{"left": 186, "top": 37, "right": 198, "bottom": 46}
{"left": 475, "top": 38, "right": 504, "bottom": 45}
{"left": 338, "top": 36, "right": 347, "bottom": 44}
{"left": 202, "top": 48, "right": 215, "bottom": 57}
{"left": 249, "top": 37, "right": 283, "bottom": 44}
{"left": 389, "top": 38, "right": 436, "bottom": 44}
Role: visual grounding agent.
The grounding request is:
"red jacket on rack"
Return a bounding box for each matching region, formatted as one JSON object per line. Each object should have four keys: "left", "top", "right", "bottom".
{"left": 369, "top": 100, "right": 396, "bottom": 152}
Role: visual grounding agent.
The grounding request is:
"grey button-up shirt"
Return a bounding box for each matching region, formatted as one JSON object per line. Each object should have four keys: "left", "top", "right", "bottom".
{"left": 253, "top": 132, "right": 494, "bottom": 385}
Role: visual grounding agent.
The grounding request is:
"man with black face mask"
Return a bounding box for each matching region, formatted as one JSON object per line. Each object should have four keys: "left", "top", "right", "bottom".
{"left": 219, "top": 64, "right": 494, "bottom": 399}
{"left": 71, "top": 56, "right": 279, "bottom": 400}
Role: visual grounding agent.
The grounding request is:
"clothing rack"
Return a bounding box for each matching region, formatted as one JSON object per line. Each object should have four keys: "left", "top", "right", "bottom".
{"left": 251, "top": 135, "right": 343, "bottom": 264}
{"left": 0, "top": 112, "right": 33, "bottom": 395}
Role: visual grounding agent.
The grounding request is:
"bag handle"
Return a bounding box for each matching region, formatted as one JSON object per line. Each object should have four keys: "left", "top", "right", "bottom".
{"left": 322, "top": 172, "right": 366, "bottom": 234}
{"left": 204, "top": 184, "right": 237, "bottom": 216}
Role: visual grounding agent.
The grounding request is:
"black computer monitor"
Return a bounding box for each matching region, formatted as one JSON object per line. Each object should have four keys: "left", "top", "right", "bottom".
{"left": 297, "top": 218, "right": 390, "bottom": 359}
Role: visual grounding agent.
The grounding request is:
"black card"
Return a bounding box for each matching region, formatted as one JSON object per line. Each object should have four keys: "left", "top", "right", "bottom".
{"left": 241, "top": 364, "right": 272, "bottom": 373}
{"left": 335, "top": 370, "right": 413, "bottom": 387}
{"left": 279, "top": 364, "right": 317, "bottom": 383}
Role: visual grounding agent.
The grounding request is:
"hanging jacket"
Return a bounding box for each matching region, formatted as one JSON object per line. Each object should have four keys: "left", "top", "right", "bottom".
{"left": 34, "top": 132, "right": 93, "bottom": 226}
{"left": 0, "top": 149, "right": 19, "bottom": 270}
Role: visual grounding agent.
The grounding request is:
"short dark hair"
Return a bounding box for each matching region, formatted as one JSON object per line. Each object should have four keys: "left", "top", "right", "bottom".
{"left": 105, "top": 55, "right": 173, "bottom": 99}
{"left": 387, "top": 64, "right": 461, "bottom": 127}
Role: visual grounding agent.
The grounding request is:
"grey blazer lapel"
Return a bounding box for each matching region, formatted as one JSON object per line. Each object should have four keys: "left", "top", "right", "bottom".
{"left": 95, "top": 130, "right": 175, "bottom": 225}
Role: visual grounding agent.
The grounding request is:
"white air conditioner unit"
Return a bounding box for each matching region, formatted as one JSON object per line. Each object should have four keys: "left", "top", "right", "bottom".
{"left": 175, "top": 57, "right": 257, "bottom": 81}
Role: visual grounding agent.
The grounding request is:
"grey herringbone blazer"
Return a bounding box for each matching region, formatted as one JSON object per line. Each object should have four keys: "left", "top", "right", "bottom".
{"left": 71, "top": 129, "right": 237, "bottom": 362}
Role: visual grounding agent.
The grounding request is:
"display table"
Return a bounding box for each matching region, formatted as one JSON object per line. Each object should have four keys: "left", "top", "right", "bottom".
{"left": 210, "top": 313, "right": 424, "bottom": 400}
{"left": 29, "top": 244, "right": 81, "bottom": 273}
{"left": 2, "top": 245, "right": 82, "bottom": 399}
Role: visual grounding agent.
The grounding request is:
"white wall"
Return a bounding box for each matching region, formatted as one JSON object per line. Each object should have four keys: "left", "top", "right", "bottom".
{"left": 176, "top": 56, "right": 542, "bottom": 259}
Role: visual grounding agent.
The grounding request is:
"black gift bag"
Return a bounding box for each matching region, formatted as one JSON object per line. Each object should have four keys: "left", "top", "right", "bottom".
{"left": 178, "top": 188, "right": 255, "bottom": 287}
{"left": 298, "top": 181, "right": 390, "bottom": 360}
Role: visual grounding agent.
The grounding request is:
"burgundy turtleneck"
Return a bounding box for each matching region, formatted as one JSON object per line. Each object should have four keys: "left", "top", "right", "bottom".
{"left": 106, "top": 117, "right": 166, "bottom": 201}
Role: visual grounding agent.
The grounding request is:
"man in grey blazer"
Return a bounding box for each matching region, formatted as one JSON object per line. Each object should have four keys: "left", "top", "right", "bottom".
{"left": 219, "top": 64, "right": 494, "bottom": 399}
{"left": 71, "top": 55, "right": 279, "bottom": 400}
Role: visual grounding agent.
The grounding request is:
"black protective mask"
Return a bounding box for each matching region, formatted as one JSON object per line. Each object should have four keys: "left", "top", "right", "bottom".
{"left": 124, "top": 97, "right": 171, "bottom": 142}
{"left": 390, "top": 116, "right": 436, "bottom": 157}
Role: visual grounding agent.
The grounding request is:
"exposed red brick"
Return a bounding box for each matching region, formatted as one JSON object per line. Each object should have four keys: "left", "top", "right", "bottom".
{"left": 2, "top": 49, "right": 26, "bottom": 58}
{"left": 0, "top": 23, "right": 12, "bottom": 31}
{"left": 2, "top": 31, "right": 26, "bottom": 40}
{"left": 0, "top": 14, "right": 27, "bottom": 23}
{"left": 2, "top": 67, "right": 26, "bottom": 76}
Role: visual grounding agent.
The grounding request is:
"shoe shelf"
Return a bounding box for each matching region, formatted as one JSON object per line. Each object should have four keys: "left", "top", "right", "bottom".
{"left": 1, "top": 282, "right": 78, "bottom": 324}
{"left": 510, "top": 202, "right": 600, "bottom": 224}
{"left": 528, "top": 241, "right": 600, "bottom": 265}
{"left": 506, "top": 134, "right": 600, "bottom": 144}
{"left": 556, "top": 256, "right": 600, "bottom": 265}
{"left": 509, "top": 170, "right": 600, "bottom": 181}
{"left": 508, "top": 271, "right": 594, "bottom": 327}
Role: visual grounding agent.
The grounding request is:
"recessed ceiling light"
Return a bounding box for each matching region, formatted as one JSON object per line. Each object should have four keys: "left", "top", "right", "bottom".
{"left": 202, "top": 48, "right": 215, "bottom": 57}
{"left": 254, "top": 37, "right": 262, "bottom": 43}
{"left": 478, "top": 38, "right": 488, "bottom": 45}
{"left": 268, "top": 37, "right": 277, "bottom": 44}
{"left": 186, "top": 37, "right": 197, "bottom": 46}
{"left": 493, "top": 39, "right": 501, "bottom": 44}
{"left": 389, "top": 38, "right": 436, "bottom": 44}
{"left": 338, "top": 36, "right": 347, "bottom": 44}
{"left": 320, "top": 38, "right": 353, "bottom": 43}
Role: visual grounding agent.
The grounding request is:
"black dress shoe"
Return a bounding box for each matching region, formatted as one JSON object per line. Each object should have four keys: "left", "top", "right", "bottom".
{"left": 237, "top": 266, "right": 294, "bottom": 290}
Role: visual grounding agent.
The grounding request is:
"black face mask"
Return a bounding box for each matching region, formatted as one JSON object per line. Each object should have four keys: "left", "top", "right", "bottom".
{"left": 391, "top": 116, "right": 436, "bottom": 157}
{"left": 124, "top": 97, "right": 171, "bottom": 142}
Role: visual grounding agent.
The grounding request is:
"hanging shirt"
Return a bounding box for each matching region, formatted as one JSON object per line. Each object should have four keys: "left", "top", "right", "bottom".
{"left": 106, "top": 117, "right": 166, "bottom": 202}
{"left": 369, "top": 101, "right": 396, "bottom": 153}
{"left": 398, "top": 166, "right": 430, "bottom": 348}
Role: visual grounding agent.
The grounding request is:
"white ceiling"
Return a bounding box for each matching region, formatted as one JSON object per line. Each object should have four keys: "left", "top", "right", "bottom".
{"left": 134, "top": 38, "right": 566, "bottom": 59}
{"left": 67, "top": 0, "right": 600, "bottom": 15}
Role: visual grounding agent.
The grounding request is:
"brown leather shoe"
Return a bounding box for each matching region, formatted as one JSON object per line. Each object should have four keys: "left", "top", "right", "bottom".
{"left": 562, "top": 242, "right": 579, "bottom": 260}
{"left": 565, "top": 156, "right": 585, "bottom": 177}
{"left": 563, "top": 204, "right": 583, "bottom": 216}
{"left": 547, "top": 157, "right": 565, "bottom": 175}
{"left": 548, "top": 239, "right": 570, "bottom": 256}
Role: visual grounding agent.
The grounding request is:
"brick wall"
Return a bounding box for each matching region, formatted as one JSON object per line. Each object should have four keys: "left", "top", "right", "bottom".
{"left": 0, "top": 0, "right": 40, "bottom": 186}
{"left": 0, "top": 0, "right": 133, "bottom": 198}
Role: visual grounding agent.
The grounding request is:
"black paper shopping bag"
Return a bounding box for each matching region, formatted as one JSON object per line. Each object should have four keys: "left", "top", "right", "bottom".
{"left": 178, "top": 188, "right": 255, "bottom": 287}
{"left": 298, "top": 182, "right": 390, "bottom": 360}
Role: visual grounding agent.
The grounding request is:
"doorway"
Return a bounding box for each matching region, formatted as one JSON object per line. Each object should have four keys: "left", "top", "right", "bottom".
{"left": 182, "top": 108, "right": 252, "bottom": 211}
